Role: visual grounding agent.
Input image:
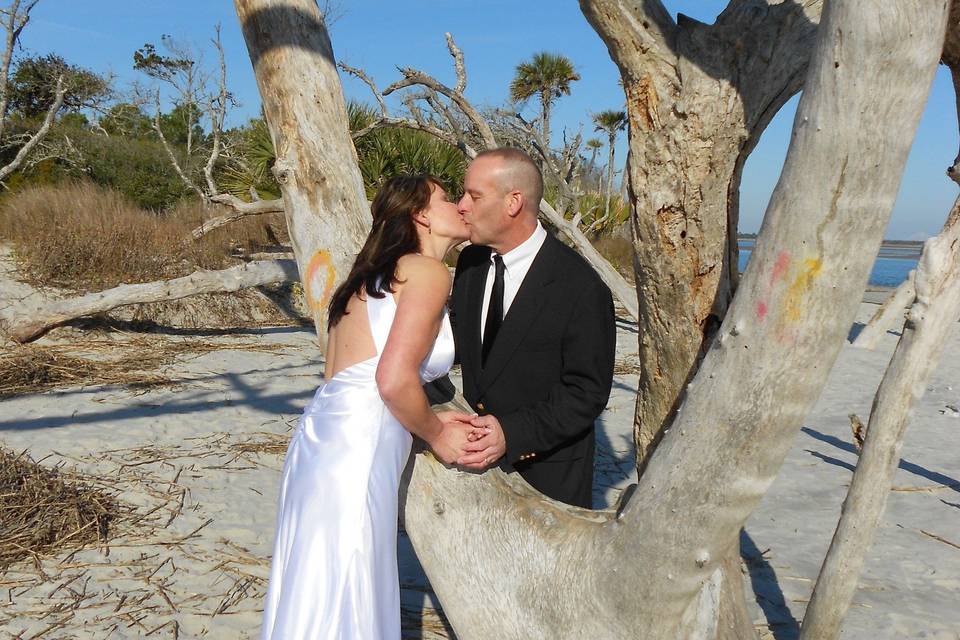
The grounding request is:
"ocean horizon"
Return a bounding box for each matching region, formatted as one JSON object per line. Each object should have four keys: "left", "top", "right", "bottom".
{"left": 738, "top": 239, "right": 917, "bottom": 288}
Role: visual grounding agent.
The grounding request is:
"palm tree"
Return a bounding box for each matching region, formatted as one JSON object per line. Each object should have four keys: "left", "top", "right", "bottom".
{"left": 592, "top": 110, "right": 627, "bottom": 223}
{"left": 218, "top": 102, "right": 465, "bottom": 201}
{"left": 509, "top": 52, "right": 580, "bottom": 147}
{"left": 584, "top": 138, "right": 604, "bottom": 188}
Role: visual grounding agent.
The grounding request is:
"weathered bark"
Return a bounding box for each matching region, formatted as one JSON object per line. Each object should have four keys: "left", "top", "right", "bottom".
{"left": 401, "top": 3, "right": 946, "bottom": 638}
{"left": 234, "top": 0, "right": 370, "bottom": 348}
{"left": 581, "top": 0, "right": 826, "bottom": 471}
{"left": 800, "top": 193, "right": 960, "bottom": 640}
{"left": 577, "top": 3, "right": 826, "bottom": 634}
{"left": 6, "top": 259, "right": 298, "bottom": 343}
{"left": 851, "top": 271, "right": 916, "bottom": 349}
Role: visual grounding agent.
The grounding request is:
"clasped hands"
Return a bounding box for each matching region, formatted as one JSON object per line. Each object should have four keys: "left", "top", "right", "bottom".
{"left": 431, "top": 410, "right": 506, "bottom": 470}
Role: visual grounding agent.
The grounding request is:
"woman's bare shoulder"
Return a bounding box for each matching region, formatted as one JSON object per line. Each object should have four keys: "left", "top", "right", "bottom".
{"left": 395, "top": 254, "right": 451, "bottom": 291}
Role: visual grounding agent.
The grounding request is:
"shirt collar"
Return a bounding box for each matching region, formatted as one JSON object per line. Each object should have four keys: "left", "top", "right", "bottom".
{"left": 491, "top": 221, "right": 546, "bottom": 276}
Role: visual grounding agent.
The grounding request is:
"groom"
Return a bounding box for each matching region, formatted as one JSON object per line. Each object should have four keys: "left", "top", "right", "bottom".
{"left": 447, "top": 148, "right": 616, "bottom": 509}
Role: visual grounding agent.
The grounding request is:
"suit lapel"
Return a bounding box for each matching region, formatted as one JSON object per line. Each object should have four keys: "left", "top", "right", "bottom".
{"left": 458, "top": 248, "right": 489, "bottom": 385}
{"left": 478, "top": 235, "right": 558, "bottom": 391}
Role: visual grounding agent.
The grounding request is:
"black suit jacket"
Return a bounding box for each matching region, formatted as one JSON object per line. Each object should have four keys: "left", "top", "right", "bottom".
{"left": 449, "top": 232, "right": 616, "bottom": 508}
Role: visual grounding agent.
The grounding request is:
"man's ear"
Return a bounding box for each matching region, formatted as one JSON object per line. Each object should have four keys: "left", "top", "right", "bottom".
{"left": 506, "top": 190, "right": 524, "bottom": 217}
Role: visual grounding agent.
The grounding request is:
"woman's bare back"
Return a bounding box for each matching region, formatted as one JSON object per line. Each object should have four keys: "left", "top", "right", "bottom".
{"left": 324, "top": 293, "right": 380, "bottom": 381}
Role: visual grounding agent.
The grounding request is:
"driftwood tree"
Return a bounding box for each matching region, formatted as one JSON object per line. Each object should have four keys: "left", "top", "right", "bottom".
{"left": 799, "top": 14, "right": 960, "bottom": 636}
{"left": 231, "top": 0, "right": 369, "bottom": 345}
{"left": 581, "top": 0, "right": 828, "bottom": 467}
{"left": 229, "top": 0, "right": 946, "bottom": 638}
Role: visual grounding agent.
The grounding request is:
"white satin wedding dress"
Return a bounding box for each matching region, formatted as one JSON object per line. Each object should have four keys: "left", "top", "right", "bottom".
{"left": 260, "top": 287, "right": 454, "bottom": 639}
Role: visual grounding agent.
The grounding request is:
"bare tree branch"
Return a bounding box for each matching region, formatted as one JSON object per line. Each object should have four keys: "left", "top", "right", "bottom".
{"left": 445, "top": 31, "right": 467, "bottom": 95}
{"left": 202, "top": 24, "right": 229, "bottom": 196}
{"left": 0, "top": 0, "right": 40, "bottom": 141}
{"left": 384, "top": 64, "right": 497, "bottom": 148}
{"left": 153, "top": 89, "right": 205, "bottom": 198}
{"left": 191, "top": 193, "right": 285, "bottom": 239}
{"left": 338, "top": 62, "right": 388, "bottom": 115}
{"left": 0, "top": 74, "right": 65, "bottom": 183}
{"left": 7, "top": 259, "right": 298, "bottom": 343}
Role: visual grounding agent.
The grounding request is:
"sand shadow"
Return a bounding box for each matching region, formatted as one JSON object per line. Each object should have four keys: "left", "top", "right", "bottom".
{"left": 802, "top": 427, "right": 960, "bottom": 493}
{"left": 593, "top": 414, "right": 637, "bottom": 509}
{"left": 0, "top": 362, "right": 321, "bottom": 431}
{"left": 742, "top": 529, "right": 800, "bottom": 640}
{"left": 847, "top": 322, "right": 865, "bottom": 342}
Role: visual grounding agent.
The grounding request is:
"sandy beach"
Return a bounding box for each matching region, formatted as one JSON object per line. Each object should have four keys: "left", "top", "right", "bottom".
{"left": 1, "top": 251, "right": 958, "bottom": 639}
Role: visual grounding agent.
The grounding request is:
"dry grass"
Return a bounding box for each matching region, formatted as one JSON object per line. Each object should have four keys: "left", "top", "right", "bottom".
{"left": 0, "top": 182, "right": 288, "bottom": 294}
{"left": 0, "top": 448, "right": 120, "bottom": 570}
{"left": 592, "top": 234, "right": 634, "bottom": 278}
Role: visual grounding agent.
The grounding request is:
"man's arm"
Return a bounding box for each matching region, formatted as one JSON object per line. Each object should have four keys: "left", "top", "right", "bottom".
{"left": 459, "top": 280, "right": 617, "bottom": 469}
{"left": 498, "top": 282, "right": 616, "bottom": 463}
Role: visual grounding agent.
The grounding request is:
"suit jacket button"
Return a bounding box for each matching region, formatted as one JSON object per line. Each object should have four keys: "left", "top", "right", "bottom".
{"left": 477, "top": 402, "right": 485, "bottom": 412}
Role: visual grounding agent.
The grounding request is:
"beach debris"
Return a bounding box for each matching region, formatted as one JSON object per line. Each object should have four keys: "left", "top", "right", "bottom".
{"left": 0, "top": 448, "right": 120, "bottom": 569}
{"left": 849, "top": 414, "right": 867, "bottom": 452}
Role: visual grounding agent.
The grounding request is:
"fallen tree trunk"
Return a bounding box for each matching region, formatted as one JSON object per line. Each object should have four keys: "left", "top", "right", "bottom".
{"left": 6, "top": 260, "right": 298, "bottom": 343}
{"left": 799, "top": 194, "right": 960, "bottom": 640}
{"left": 852, "top": 271, "right": 916, "bottom": 349}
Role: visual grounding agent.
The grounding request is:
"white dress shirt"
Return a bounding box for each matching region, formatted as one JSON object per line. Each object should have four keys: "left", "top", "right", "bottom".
{"left": 480, "top": 221, "right": 548, "bottom": 338}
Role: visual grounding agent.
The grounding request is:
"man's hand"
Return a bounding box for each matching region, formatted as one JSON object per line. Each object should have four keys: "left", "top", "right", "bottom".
{"left": 429, "top": 411, "right": 489, "bottom": 466}
{"left": 457, "top": 414, "right": 507, "bottom": 470}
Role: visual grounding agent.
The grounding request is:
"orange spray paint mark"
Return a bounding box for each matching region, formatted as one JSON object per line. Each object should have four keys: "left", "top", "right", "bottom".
{"left": 783, "top": 259, "right": 823, "bottom": 322}
{"left": 303, "top": 250, "right": 337, "bottom": 313}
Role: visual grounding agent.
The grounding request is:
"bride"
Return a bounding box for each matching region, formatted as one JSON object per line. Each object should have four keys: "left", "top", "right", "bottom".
{"left": 260, "top": 175, "right": 476, "bottom": 639}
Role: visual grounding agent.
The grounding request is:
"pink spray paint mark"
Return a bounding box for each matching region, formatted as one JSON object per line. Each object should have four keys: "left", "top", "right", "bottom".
{"left": 772, "top": 251, "right": 791, "bottom": 283}
{"left": 756, "top": 301, "right": 768, "bottom": 321}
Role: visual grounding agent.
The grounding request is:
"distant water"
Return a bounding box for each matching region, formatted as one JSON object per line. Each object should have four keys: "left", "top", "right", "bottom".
{"left": 738, "top": 240, "right": 919, "bottom": 288}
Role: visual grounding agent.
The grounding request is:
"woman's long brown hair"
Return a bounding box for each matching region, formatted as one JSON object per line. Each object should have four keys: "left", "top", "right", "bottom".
{"left": 327, "top": 175, "right": 443, "bottom": 328}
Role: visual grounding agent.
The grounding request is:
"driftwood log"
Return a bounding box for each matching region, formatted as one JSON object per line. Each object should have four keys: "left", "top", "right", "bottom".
{"left": 7, "top": 260, "right": 298, "bottom": 343}
{"left": 851, "top": 272, "right": 917, "bottom": 349}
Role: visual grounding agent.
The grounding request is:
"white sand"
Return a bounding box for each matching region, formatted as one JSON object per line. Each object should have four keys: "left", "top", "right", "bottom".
{"left": 1, "top": 255, "right": 958, "bottom": 638}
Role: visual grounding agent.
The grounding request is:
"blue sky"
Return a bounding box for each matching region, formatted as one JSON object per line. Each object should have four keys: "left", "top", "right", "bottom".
{"left": 24, "top": 1, "right": 958, "bottom": 240}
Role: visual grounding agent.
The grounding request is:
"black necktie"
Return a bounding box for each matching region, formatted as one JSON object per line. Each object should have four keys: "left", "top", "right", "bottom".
{"left": 481, "top": 254, "right": 505, "bottom": 365}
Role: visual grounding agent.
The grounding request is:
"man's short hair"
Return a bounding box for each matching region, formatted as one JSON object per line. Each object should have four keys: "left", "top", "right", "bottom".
{"left": 475, "top": 147, "right": 544, "bottom": 212}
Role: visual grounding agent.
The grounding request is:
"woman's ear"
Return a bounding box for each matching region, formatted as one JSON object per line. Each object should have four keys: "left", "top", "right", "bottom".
{"left": 413, "top": 211, "right": 431, "bottom": 230}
